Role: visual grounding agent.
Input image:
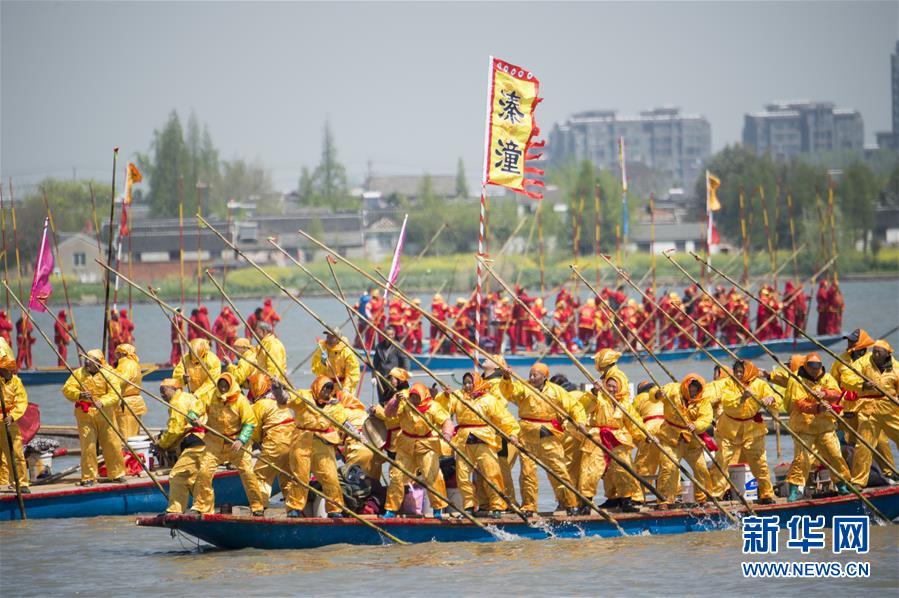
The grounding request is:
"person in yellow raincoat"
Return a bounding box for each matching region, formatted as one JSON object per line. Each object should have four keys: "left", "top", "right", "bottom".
{"left": 655, "top": 374, "right": 714, "bottom": 507}
{"left": 632, "top": 381, "right": 663, "bottom": 479}
{"left": 481, "top": 354, "right": 519, "bottom": 506}
{"left": 784, "top": 353, "right": 852, "bottom": 501}
{"left": 578, "top": 376, "right": 642, "bottom": 513}
{"left": 191, "top": 373, "right": 263, "bottom": 515}
{"left": 382, "top": 382, "right": 453, "bottom": 518}
{"left": 112, "top": 343, "right": 146, "bottom": 439}
{"left": 447, "top": 372, "right": 520, "bottom": 517}
{"left": 226, "top": 338, "right": 257, "bottom": 387}
{"left": 500, "top": 363, "right": 586, "bottom": 516}
{"left": 252, "top": 321, "right": 288, "bottom": 381}
{"left": 284, "top": 375, "right": 347, "bottom": 517}
{"left": 595, "top": 349, "right": 630, "bottom": 405}
{"left": 311, "top": 331, "right": 360, "bottom": 395}
{"left": 0, "top": 355, "right": 29, "bottom": 492}
{"left": 155, "top": 378, "right": 207, "bottom": 513}
{"left": 710, "top": 360, "right": 780, "bottom": 504}
{"left": 368, "top": 366, "right": 409, "bottom": 464}
{"left": 172, "top": 338, "right": 221, "bottom": 405}
{"left": 550, "top": 373, "right": 594, "bottom": 493}
{"left": 246, "top": 375, "right": 296, "bottom": 511}
{"left": 335, "top": 382, "right": 378, "bottom": 479}
{"left": 703, "top": 364, "right": 732, "bottom": 421}
{"left": 842, "top": 340, "right": 899, "bottom": 487}
{"left": 62, "top": 350, "right": 126, "bottom": 485}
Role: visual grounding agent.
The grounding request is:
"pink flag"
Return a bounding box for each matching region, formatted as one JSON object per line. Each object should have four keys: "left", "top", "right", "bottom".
{"left": 28, "top": 218, "right": 54, "bottom": 312}
{"left": 383, "top": 214, "right": 408, "bottom": 304}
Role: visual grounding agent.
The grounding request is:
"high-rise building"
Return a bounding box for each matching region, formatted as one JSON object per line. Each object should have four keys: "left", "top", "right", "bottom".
{"left": 743, "top": 101, "right": 864, "bottom": 160}
{"left": 876, "top": 40, "right": 899, "bottom": 150}
{"left": 548, "top": 107, "right": 711, "bottom": 189}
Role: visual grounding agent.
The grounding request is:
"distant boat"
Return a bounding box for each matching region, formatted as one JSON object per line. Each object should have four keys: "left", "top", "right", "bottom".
{"left": 19, "top": 364, "right": 174, "bottom": 387}
{"left": 136, "top": 486, "right": 899, "bottom": 550}
{"left": 0, "top": 470, "right": 248, "bottom": 521}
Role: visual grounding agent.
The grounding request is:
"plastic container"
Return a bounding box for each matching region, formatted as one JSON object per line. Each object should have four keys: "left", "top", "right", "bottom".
{"left": 126, "top": 435, "right": 153, "bottom": 470}
{"left": 679, "top": 478, "right": 695, "bottom": 503}
{"left": 729, "top": 463, "right": 758, "bottom": 500}
{"left": 28, "top": 451, "right": 53, "bottom": 479}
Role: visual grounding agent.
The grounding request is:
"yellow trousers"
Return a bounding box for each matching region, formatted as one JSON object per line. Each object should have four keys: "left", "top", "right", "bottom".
{"left": 166, "top": 445, "right": 205, "bottom": 513}
{"left": 518, "top": 424, "right": 576, "bottom": 511}
{"left": 283, "top": 431, "right": 344, "bottom": 513}
{"left": 633, "top": 438, "right": 662, "bottom": 479}
{"left": 563, "top": 431, "right": 584, "bottom": 489}
{"left": 343, "top": 438, "right": 381, "bottom": 480}
{"left": 193, "top": 435, "right": 264, "bottom": 513}
{"left": 384, "top": 434, "right": 447, "bottom": 512}
{"left": 849, "top": 403, "right": 899, "bottom": 487}
{"left": 455, "top": 441, "right": 506, "bottom": 511}
{"left": 500, "top": 443, "right": 519, "bottom": 505}
{"left": 116, "top": 396, "right": 148, "bottom": 439}
{"left": 711, "top": 432, "right": 774, "bottom": 500}
{"left": 75, "top": 406, "right": 125, "bottom": 482}
{"left": 0, "top": 421, "right": 28, "bottom": 488}
{"left": 786, "top": 429, "right": 849, "bottom": 486}
{"left": 657, "top": 436, "right": 712, "bottom": 503}
{"left": 253, "top": 427, "right": 295, "bottom": 509}
{"left": 578, "top": 440, "right": 642, "bottom": 502}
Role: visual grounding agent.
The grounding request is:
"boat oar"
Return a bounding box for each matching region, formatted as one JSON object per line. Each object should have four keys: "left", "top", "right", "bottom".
{"left": 601, "top": 256, "right": 890, "bottom": 522}
{"left": 85, "top": 346, "right": 406, "bottom": 545}
{"left": 290, "top": 231, "right": 665, "bottom": 526}
{"left": 667, "top": 253, "right": 897, "bottom": 472}
{"left": 298, "top": 261, "right": 532, "bottom": 523}
{"left": 571, "top": 265, "right": 757, "bottom": 515}
{"left": 0, "top": 384, "right": 26, "bottom": 519}
{"left": 4, "top": 283, "right": 169, "bottom": 500}
{"left": 477, "top": 258, "right": 740, "bottom": 525}
{"left": 694, "top": 253, "right": 899, "bottom": 408}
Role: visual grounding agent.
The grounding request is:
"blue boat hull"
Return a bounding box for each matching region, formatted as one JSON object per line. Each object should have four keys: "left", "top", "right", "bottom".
{"left": 0, "top": 470, "right": 247, "bottom": 521}
{"left": 410, "top": 334, "right": 844, "bottom": 371}
{"left": 137, "top": 486, "right": 899, "bottom": 550}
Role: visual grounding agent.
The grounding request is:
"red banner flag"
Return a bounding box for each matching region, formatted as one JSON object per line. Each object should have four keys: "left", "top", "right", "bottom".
{"left": 28, "top": 218, "right": 54, "bottom": 312}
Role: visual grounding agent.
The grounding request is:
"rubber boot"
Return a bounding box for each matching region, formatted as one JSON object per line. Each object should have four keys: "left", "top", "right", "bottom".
{"left": 432, "top": 508, "right": 443, "bottom": 520}
{"left": 836, "top": 482, "right": 852, "bottom": 496}
{"left": 787, "top": 483, "right": 802, "bottom": 502}
{"left": 381, "top": 510, "right": 396, "bottom": 519}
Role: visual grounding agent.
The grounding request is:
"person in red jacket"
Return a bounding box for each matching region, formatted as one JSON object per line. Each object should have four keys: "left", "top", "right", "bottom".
{"left": 197, "top": 305, "right": 212, "bottom": 339}
{"left": 387, "top": 298, "right": 406, "bottom": 338}
{"left": 404, "top": 298, "right": 424, "bottom": 354}
{"left": 0, "top": 310, "right": 12, "bottom": 345}
{"left": 213, "top": 306, "right": 239, "bottom": 360}
{"left": 782, "top": 280, "right": 808, "bottom": 338}
{"left": 170, "top": 308, "right": 186, "bottom": 366}
{"left": 118, "top": 308, "right": 135, "bottom": 344}
{"left": 577, "top": 299, "right": 597, "bottom": 348}
{"left": 15, "top": 314, "right": 34, "bottom": 370}
{"left": 107, "top": 310, "right": 122, "bottom": 364}
{"left": 827, "top": 282, "right": 844, "bottom": 335}
{"left": 261, "top": 297, "right": 281, "bottom": 330}
{"left": 429, "top": 293, "right": 450, "bottom": 354}
{"left": 522, "top": 296, "right": 546, "bottom": 350}
{"left": 54, "top": 309, "right": 72, "bottom": 366}
{"left": 366, "top": 290, "right": 385, "bottom": 348}
{"left": 815, "top": 279, "right": 830, "bottom": 335}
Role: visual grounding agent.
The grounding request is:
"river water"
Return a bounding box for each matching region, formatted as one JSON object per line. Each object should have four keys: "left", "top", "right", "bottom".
{"left": 1, "top": 278, "right": 897, "bottom": 594}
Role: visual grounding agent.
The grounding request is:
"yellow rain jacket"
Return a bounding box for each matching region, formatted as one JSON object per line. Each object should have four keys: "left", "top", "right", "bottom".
{"left": 841, "top": 352, "right": 899, "bottom": 414}
{"left": 595, "top": 349, "right": 631, "bottom": 405}
{"left": 207, "top": 373, "right": 257, "bottom": 443}
{"left": 157, "top": 389, "right": 207, "bottom": 450}
{"left": 718, "top": 364, "right": 780, "bottom": 442}
{"left": 257, "top": 333, "right": 288, "bottom": 379}
{"left": 62, "top": 360, "right": 119, "bottom": 410}
{"left": 228, "top": 342, "right": 259, "bottom": 387}
{"left": 172, "top": 338, "right": 221, "bottom": 404}
{"left": 449, "top": 388, "right": 519, "bottom": 451}
{"left": 251, "top": 396, "right": 296, "bottom": 445}
{"left": 786, "top": 370, "right": 842, "bottom": 435}
{"left": 113, "top": 344, "right": 147, "bottom": 414}
{"left": 657, "top": 376, "right": 713, "bottom": 445}
{"left": 1, "top": 374, "right": 27, "bottom": 421}
{"left": 500, "top": 377, "right": 586, "bottom": 436}
{"left": 289, "top": 376, "right": 348, "bottom": 446}
{"left": 584, "top": 389, "right": 634, "bottom": 448}
{"left": 395, "top": 394, "right": 450, "bottom": 439}
{"left": 633, "top": 388, "right": 665, "bottom": 435}
{"left": 311, "top": 338, "right": 360, "bottom": 394}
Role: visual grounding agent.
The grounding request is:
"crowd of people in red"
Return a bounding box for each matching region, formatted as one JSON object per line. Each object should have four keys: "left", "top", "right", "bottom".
{"left": 349, "top": 278, "right": 845, "bottom": 356}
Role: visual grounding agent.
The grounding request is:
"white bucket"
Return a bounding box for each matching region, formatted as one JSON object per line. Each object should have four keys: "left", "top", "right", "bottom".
{"left": 679, "top": 478, "right": 695, "bottom": 503}
{"left": 729, "top": 463, "right": 758, "bottom": 500}
{"left": 127, "top": 435, "right": 153, "bottom": 470}
{"left": 28, "top": 451, "right": 53, "bottom": 479}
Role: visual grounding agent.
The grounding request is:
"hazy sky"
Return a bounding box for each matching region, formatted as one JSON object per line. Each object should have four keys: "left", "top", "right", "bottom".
{"left": 2, "top": 1, "right": 897, "bottom": 193}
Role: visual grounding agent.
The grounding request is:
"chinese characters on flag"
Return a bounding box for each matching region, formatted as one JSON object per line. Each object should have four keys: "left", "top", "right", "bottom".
{"left": 484, "top": 57, "right": 544, "bottom": 199}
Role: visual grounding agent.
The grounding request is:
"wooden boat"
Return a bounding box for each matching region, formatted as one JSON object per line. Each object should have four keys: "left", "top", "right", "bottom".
{"left": 0, "top": 469, "right": 247, "bottom": 521}
{"left": 136, "top": 486, "right": 899, "bottom": 550}
{"left": 410, "top": 334, "right": 844, "bottom": 371}
{"left": 19, "top": 364, "right": 174, "bottom": 387}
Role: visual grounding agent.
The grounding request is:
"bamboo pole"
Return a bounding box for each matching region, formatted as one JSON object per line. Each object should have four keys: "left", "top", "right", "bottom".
{"left": 88, "top": 183, "right": 103, "bottom": 255}
{"left": 5, "top": 283, "right": 169, "bottom": 499}
{"left": 827, "top": 178, "right": 838, "bottom": 284}
{"left": 786, "top": 188, "right": 799, "bottom": 281}
{"left": 0, "top": 387, "right": 26, "bottom": 518}
{"left": 0, "top": 183, "right": 9, "bottom": 314}
{"left": 179, "top": 177, "right": 185, "bottom": 310}
{"left": 101, "top": 148, "right": 119, "bottom": 355}
{"left": 757, "top": 186, "right": 776, "bottom": 288}
{"left": 673, "top": 253, "right": 897, "bottom": 472}
{"left": 739, "top": 185, "right": 749, "bottom": 286}
{"left": 571, "top": 265, "right": 757, "bottom": 514}
{"left": 611, "top": 254, "right": 889, "bottom": 520}
{"left": 195, "top": 185, "right": 202, "bottom": 306}
{"left": 537, "top": 200, "right": 545, "bottom": 296}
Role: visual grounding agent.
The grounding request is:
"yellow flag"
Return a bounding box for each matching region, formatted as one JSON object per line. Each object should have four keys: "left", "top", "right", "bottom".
{"left": 124, "top": 162, "right": 143, "bottom": 205}
{"left": 707, "top": 172, "right": 721, "bottom": 212}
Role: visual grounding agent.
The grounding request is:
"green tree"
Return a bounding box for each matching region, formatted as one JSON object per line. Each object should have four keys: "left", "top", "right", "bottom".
{"left": 220, "top": 159, "right": 275, "bottom": 213}
{"left": 297, "top": 166, "right": 318, "bottom": 206}
{"left": 138, "top": 110, "right": 191, "bottom": 216}
{"left": 455, "top": 157, "right": 470, "bottom": 198}
{"left": 837, "top": 161, "right": 879, "bottom": 254}
{"left": 312, "top": 121, "right": 355, "bottom": 210}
